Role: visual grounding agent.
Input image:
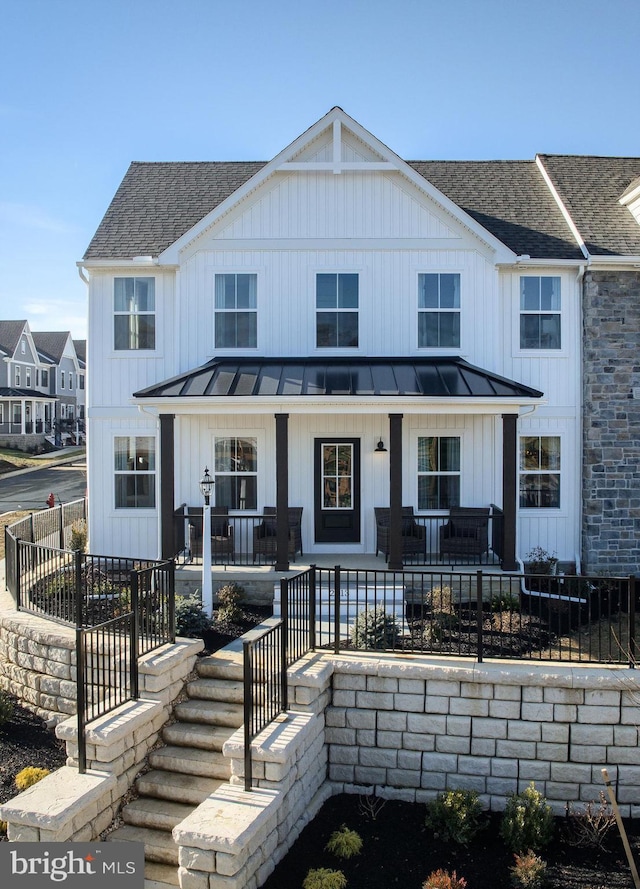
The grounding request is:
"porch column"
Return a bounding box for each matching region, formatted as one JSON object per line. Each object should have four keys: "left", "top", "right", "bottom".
{"left": 160, "top": 413, "right": 175, "bottom": 560}
{"left": 275, "top": 413, "right": 290, "bottom": 571}
{"left": 21, "top": 399, "right": 26, "bottom": 435}
{"left": 388, "top": 413, "right": 404, "bottom": 571}
{"left": 501, "top": 412, "right": 518, "bottom": 571}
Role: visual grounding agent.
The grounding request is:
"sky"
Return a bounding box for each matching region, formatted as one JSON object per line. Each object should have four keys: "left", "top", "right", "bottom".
{"left": 1, "top": 0, "right": 639, "bottom": 340}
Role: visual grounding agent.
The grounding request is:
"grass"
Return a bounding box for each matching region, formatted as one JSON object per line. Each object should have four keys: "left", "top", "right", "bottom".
{"left": 0, "top": 447, "right": 63, "bottom": 475}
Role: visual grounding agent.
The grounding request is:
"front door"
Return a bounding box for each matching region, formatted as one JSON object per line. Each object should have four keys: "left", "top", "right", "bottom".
{"left": 314, "top": 438, "right": 361, "bottom": 543}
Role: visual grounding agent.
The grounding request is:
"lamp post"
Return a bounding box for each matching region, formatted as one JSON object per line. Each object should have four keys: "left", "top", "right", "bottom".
{"left": 199, "top": 467, "right": 214, "bottom": 615}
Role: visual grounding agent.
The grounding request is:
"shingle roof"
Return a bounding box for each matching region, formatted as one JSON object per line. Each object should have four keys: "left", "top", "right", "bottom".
{"left": 539, "top": 155, "right": 640, "bottom": 256}
{"left": 0, "top": 320, "right": 27, "bottom": 358}
{"left": 32, "top": 331, "right": 71, "bottom": 364}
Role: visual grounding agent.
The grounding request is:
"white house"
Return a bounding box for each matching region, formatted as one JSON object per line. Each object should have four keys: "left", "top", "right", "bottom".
{"left": 79, "top": 108, "right": 640, "bottom": 573}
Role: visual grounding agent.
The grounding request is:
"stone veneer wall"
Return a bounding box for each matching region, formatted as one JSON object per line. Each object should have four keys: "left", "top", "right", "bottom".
{"left": 582, "top": 270, "right": 640, "bottom": 575}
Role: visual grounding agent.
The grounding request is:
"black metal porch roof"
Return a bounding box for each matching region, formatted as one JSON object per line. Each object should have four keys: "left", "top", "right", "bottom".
{"left": 134, "top": 357, "right": 543, "bottom": 400}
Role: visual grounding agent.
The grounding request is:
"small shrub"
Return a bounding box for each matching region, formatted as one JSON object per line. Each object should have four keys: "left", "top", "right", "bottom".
{"left": 0, "top": 690, "right": 15, "bottom": 726}
{"left": 175, "top": 595, "right": 213, "bottom": 637}
{"left": 303, "top": 867, "right": 348, "bottom": 889}
{"left": 425, "top": 789, "right": 485, "bottom": 845}
{"left": 423, "top": 868, "right": 467, "bottom": 889}
{"left": 325, "top": 824, "right": 363, "bottom": 859}
{"left": 216, "top": 582, "right": 245, "bottom": 622}
{"left": 350, "top": 606, "right": 399, "bottom": 650}
{"left": 490, "top": 591, "right": 520, "bottom": 612}
{"left": 500, "top": 783, "right": 554, "bottom": 853}
{"left": 15, "top": 767, "right": 50, "bottom": 791}
{"left": 357, "top": 792, "right": 387, "bottom": 821}
{"left": 525, "top": 547, "right": 558, "bottom": 575}
{"left": 428, "top": 585, "right": 456, "bottom": 615}
{"left": 0, "top": 819, "right": 7, "bottom": 835}
{"left": 70, "top": 519, "right": 88, "bottom": 552}
{"left": 563, "top": 794, "right": 615, "bottom": 849}
{"left": 510, "top": 850, "right": 547, "bottom": 888}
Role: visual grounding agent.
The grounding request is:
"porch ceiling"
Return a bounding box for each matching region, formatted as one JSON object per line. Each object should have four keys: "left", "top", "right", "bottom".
{"left": 133, "top": 357, "right": 543, "bottom": 403}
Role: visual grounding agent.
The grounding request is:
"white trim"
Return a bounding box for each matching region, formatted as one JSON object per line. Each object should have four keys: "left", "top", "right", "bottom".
{"left": 535, "top": 156, "right": 589, "bottom": 260}
{"left": 415, "top": 269, "right": 463, "bottom": 353}
{"left": 412, "top": 430, "right": 464, "bottom": 512}
{"left": 517, "top": 432, "right": 566, "bottom": 516}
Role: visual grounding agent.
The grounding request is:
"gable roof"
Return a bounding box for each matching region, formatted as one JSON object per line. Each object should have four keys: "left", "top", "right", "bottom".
{"left": 0, "top": 320, "right": 28, "bottom": 358}
{"left": 32, "top": 331, "right": 72, "bottom": 364}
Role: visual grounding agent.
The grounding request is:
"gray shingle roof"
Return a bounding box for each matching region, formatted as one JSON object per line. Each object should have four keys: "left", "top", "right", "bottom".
{"left": 539, "top": 155, "right": 640, "bottom": 256}
{"left": 32, "top": 331, "right": 71, "bottom": 364}
{"left": 0, "top": 320, "right": 27, "bottom": 358}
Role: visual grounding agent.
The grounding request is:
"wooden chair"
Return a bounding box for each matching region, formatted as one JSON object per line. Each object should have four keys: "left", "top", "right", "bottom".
{"left": 439, "top": 506, "right": 490, "bottom": 560}
{"left": 374, "top": 506, "right": 427, "bottom": 560}
{"left": 188, "top": 506, "right": 234, "bottom": 562}
{"left": 253, "top": 507, "right": 303, "bottom": 562}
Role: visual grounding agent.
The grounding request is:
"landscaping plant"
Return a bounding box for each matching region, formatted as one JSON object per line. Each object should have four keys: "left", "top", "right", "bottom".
{"left": 175, "top": 595, "right": 214, "bottom": 637}
{"left": 424, "top": 788, "right": 485, "bottom": 845}
{"left": 0, "top": 690, "right": 15, "bottom": 726}
{"left": 500, "top": 783, "right": 554, "bottom": 853}
{"left": 216, "top": 582, "right": 245, "bottom": 623}
{"left": 563, "top": 794, "right": 616, "bottom": 849}
{"left": 325, "top": 825, "right": 363, "bottom": 859}
{"left": 15, "top": 767, "right": 50, "bottom": 790}
{"left": 302, "top": 867, "right": 348, "bottom": 889}
{"left": 350, "top": 606, "right": 399, "bottom": 650}
{"left": 70, "top": 519, "right": 87, "bottom": 552}
{"left": 510, "top": 850, "right": 547, "bottom": 888}
{"left": 422, "top": 868, "right": 468, "bottom": 889}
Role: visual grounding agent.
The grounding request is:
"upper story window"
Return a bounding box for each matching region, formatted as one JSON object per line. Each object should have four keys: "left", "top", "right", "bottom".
{"left": 418, "top": 273, "right": 460, "bottom": 348}
{"left": 520, "top": 276, "right": 561, "bottom": 349}
{"left": 25, "top": 368, "right": 31, "bottom": 387}
{"left": 114, "top": 277, "right": 156, "bottom": 351}
{"left": 417, "top": 436, "right": 461, "bottom": 510}
{"left": 15, "top": 366, "right": 21, "bottom": 386}
{"left": 79, "top": 374, "right": 85, "bottom": 390}
{"left": 214, "top": 436, "right": 257, "bottom": 510}
{"left": 214, "top": 274, "right": 257, "bottom": 348}
{"left": 114, "top": 436, "right": 156, "bottom": 508}
{"left": 61, "top": 371, "right": 65, "bottom": 389}
{"left": 42, "top": 369, "right": 49, "bottom": 387}
{"left": 21, "top": 338, "right": 26, "bottom": 354}
{"left": 519, "top": 435, "right": 560, "bottom": 508}
{"left": 69, "top": 373, "right": 73, "bottom": 390}
{"left": 316, "top": 273, "right": 358, "bottom": 348}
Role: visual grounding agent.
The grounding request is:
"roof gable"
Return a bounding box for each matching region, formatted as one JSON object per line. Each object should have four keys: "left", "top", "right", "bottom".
{"left": 0, "top": 320, "right": 28, "bottom": 358}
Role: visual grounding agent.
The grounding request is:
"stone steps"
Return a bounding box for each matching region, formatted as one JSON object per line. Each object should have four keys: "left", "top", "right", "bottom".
{"left": 173, "top": 698, "right": 244, "bottom": 728}
{"left": 148, "top": 745, "right": 229, "bottom": 779}
{"left": 196, "top": 651, "right": 244, "bottom": 681}
{"left": 136, "top": 768, "right": 224, "bottom": 806}
{"left": 186, "top": 677, "right": 244, "bottom": 703}
{"left": 107, "top": 824, "right": 178, "bottom": 865}
{"left": 123, "top": 798, "right": 194, "bottom": 832}
{"left": 162, "top": 721, "right": 232, "bottom": 751}
{"left": 145, "top": 861, "right": 180, "bottom": 888}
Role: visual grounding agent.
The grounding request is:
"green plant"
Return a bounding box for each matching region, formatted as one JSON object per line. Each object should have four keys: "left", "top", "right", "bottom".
{"left": 303, "top": 867, "right": 348, "bottom": 889}
{"left": 15, "top": 766, "right": 50, "bottom": 790}
{"left": 424, "top": 789, "right": 485, "bottom": 845}
{"left": 510, "top": 850, "right": 547, "bottom": 888}
{"left": 216, "top": 582, "right": 245, "bottom": 622}
{"left": 500, "top": 783, "right": 554, "bottom": 853}
{"left": 490, "top": 591, "right": 520, "bottom": 612}
{"left": 350, "top": 606, "right": 399, "bottom": 650}
{"left": 525, "top": 547, "right": 558, "bottom": 575}
{"left": 175, "top": 595, "right": 214, "bottom": 637}
{"left": 423, "top": 869, "right": 467, "bottom": 889}
{"left": 563, "top": 794, "right": 615, "bottom": 849}
{"left": 325, "top": 824, "right": 363, "bottom": 859}
{"left": 70, "top": 519, "right": 87, "bottom": 552}
{"left": 0, "top": 690, "right": 15, "bottom": 726}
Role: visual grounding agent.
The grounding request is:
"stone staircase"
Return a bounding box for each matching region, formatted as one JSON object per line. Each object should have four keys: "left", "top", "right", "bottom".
{"left": 107, "top": 646, "right": 244, "bottom": 889}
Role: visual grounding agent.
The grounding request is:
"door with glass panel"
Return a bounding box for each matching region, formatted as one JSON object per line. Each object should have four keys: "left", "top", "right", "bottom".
{"left": 314, "top": 439, "right": 361, "bottom": 543}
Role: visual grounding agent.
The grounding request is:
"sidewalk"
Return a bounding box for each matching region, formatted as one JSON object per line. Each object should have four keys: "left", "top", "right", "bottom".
{"left": 0, "top": 447, "right": 86, "bottom": 482}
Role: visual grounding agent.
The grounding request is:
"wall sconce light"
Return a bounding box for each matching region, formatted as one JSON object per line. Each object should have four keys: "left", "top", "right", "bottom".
{"left": 374, "top": 439, "right": 387, "bottom": 453}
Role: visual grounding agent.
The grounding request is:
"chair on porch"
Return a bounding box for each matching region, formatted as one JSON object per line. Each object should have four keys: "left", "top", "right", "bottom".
{"left": 253, "top": 507, "right": 303, "bottom": 562}
{"left": 439, "top": 506, "right": 490, "bottom": 561}
{"left": 374, "top": 506, "right": 427, "bottom": 560}
{"left": 188, "top": 506, "right": 235, "bottom": 562}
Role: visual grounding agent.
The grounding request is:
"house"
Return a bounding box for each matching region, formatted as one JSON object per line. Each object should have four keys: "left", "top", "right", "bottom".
{"left": 32, "top": 331, "right": 86, "bottom": 445}
{"left": 79, "top": 107, "right": 640, "bottom": 575}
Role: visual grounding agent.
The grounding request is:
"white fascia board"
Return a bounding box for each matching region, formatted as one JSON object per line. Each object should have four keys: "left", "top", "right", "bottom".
{"left": 619, "top": 183, "right": 640, "bottom": 206}
{"left": 535, "top": 156, "right": 590, "bottom": 260}
{"left": 588, "top": 255, "right": 640, "bottom": 268}
{"left": 77, "top": 260, "right": 178, "bottom": 270}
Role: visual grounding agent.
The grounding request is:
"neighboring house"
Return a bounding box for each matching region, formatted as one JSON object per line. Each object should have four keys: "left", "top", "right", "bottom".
{"left": 79, "top": 107, "right": 640, "bottom": 574}
{"left": 73, "top": 339, "right": 87, "bottom": 421}
{"left": 0, "top": 320, "right": 56, "bottom": 450}
{"left": 32, "top": 331, "right": 85, "bottom": 445}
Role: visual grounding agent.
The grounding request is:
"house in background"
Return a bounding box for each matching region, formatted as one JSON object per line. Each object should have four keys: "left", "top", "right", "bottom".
{"left": 33, "top": 331, "right": 85, "bottom": 445}
{"left": 79, "top": 108, "right": 640, "bottom": 575}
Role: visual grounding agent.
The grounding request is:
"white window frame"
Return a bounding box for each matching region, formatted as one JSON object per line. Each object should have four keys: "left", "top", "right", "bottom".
{"left": 517, "top": 275, "right": 562, "bottom": 353}
{"left": 12, "top": 402, "right": 21, "bottom": 425}
{"left": 21, "top": 338, "right": 26, "bottom": 355}
{"left": 518, "top": 434, "right": 561, "bottom": 510}
{"left": 417, "top": 272, "right": 462, "bottom": 350}
{"left": 69, "top": 373, "right": 73, "bottom": 390}
{"left": 42, "top": 369, "right": 49, "bottom": 387}
{"left": 415, "top": 433, "right": 463, "bottom": 511}
{"left": 314, "top": 272, "right": 360, "bottom": 350}
{"left": 113, "top": 434, "right": 157, "bottom": 511}
{"left": 14, "top": 366, "right": 21, "bottom": 387}
{"left": 79, "top": 374, "right": 85, "bottom": 390}
{"left": 60, "top": 371, "right": 65, "bottom": 390}
{"left": 25, "top": 368, "right": 31, "bottom": 388}
{"left": 113, "top": 276, "right": 157, "bottom": 352}
{"left": 0, "top": 404, "right": 4, "bottom": 424}
{"left": 213, "top": 435, "right": 259, "bottom": 511}
{"left": 213, "top": 273, "right": 258, "bottom": 350}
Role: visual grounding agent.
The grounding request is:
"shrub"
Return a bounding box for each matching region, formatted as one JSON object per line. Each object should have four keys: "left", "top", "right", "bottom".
{"left": 357, "top": 792, "right": 387, "bottom": 821}
{"left": 424, "top": 789, "right": 485, "bottom": 845}
{"left": 500, "top": 783, "right": 554, "bottom": 853}
{"left": 350, "top": 606, "right": 399, "bottom": 650}
{"left": 216, "top": 582, "right": 245, "bottom": 622}
{"left": 70, "top": 519, "right": 87, "bottom": 552}
{"left": 428, "top": 585, "right": 456, "bottom": 615}
{"left": 563, "top": 794, "right": 615, "bottom": 849}
{"left": 510, "top": 850, "right": 547, "bottom": 888}
{"left": 0, "top": 819, "right": 7, "bottom": 835}
{"left": 303, "top": 867, "right": 348, "bottom": 889}
{"left": 0, "top": 690, "right": 15, "bottom": 726}
{"left": 325, "top": 825, "right": 363, "bottom": 859}
{"left": 175, "top": 595, "right": 213, "bottom": 637}
{"left": 490, "top": 591, "right": 520, "bottom": 612}
{"left": 15, "top": 767, "right": 50, "bottom": 791}
{"left": 525, "top": 547, "right": 558, "bottom": 575}
{"left": 423, "top": 869, "right": 467, "bottom": 889}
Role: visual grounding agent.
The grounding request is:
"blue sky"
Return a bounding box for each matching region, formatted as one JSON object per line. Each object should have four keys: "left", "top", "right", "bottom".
{"left": 1, "top": 0, "right": 638, "bottom": 339}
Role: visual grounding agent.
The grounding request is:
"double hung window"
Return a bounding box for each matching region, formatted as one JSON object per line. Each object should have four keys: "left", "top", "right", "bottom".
{"left": 316, "top": 273, "right": 358, "bottom": 348}
{"left": 114, "top": 436, "right": 156, "bottom": 508}
{"left": 214, "top": 437, "right": 257, "bottom": 510}
{"left": 519, "top": 436, "right": 560, "bottom": 508}
{"left": 418, "top": 273, "right": 460, "bottom": 348}
{"left": 215, "top": 274, "right": 257, "bottom": 348}
{"left": 520, "top": 276, "right": 561, "bottom": 349}
{"left": 114, "top": 277, "right": 156, "bottom": 350}
{"left": 15, "top": 366, "right": 21, "bottom": 386}
{"left": 417, "top": 436, "right": 461, "bottom": 509}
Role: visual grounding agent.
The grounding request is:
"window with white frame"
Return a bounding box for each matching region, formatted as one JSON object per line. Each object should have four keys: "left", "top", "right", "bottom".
{"left": 114, "top": 277, "right": 156, "bottom": 350}
{"left": 214, "top": 274, "right": 257, "bottom": 348}
{"left": 114, "top": 436, "right": 156, "bottom": 508}
{"left": 69, "top": 373, "right": 73, "bottom": 389}
{"left": 79, "top": 374, "right": 85, "bottom": 390}
{"left": 519, "top": 435, "right": 560, "bottom": 508}
{"left": 21, "top": 338, "right": 25, "bottom": 354}
{"left": 214, "top": 437, "right": 257, "bottom": 510}
{"left": 25, "top": 368, "right": 31, "bottom": 387}
{"left": 520, "top": 276, "right": 561, "bottom": 349}
{"left": 14, "top": 366, "right": 20, "bottom": 386}
{"left": 316, "top": 273, "right": 358, "bottom": 347}
{"left": 42, "top": 369, "right": 49, "bottom": 387}
{"left": 12, "top": 403, "right": 21, "bottom": 425}
{"left": 417, "top": 436, "right": 461, "bottom": 509}
{"left": 61, "top": 371, "right": 65, "bottom": 389}
{"left": 418, "top": 273, "right": 461, "bottom": 348}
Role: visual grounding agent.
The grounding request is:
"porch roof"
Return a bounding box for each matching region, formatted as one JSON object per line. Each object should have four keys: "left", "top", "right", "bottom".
{"left": 133, "top": 357, "right": 544, "bottom": 401}
{"left": 0, "top": 388, "right": 56, "bottom": 401}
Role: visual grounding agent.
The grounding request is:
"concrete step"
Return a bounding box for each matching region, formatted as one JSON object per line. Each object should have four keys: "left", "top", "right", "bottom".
{"left": 148, "top": 745, "right": 229, "bottom": 779}
{"left": 123, "top": 797, "right": 193, "bottom": 832}
{"left": 145, "top": 861, "right": 180, "bottom": 887}
{"left": 107, "top": 824, "right": 177, "bottom": 865}
{"left": 173, "top": 698, "right": 244, "bottom": 728}
{"left": 196, "top": 650, "right": 244, "bottom": 681}
{"left": 162, "top": 721, "right": 233, "bottom": 751}
{"left": 136, "top": 770, "right": 223, "bottom": 806}
{"left": 186, "top": 677, "right": 244, "bottom": 703}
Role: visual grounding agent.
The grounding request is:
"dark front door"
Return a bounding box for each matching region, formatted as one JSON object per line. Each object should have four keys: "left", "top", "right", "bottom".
{"left": 314, "top": 438, "right": 361, "bottom": 543}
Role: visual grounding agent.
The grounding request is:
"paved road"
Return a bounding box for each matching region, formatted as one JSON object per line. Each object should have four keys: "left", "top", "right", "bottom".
{"left": 0, "top": 461, "right": 87, "bottom": 513}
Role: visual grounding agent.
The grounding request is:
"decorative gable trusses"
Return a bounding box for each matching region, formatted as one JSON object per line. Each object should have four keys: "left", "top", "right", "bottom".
{"left": 619, "top": 175, "right": 640, "bottom": 229}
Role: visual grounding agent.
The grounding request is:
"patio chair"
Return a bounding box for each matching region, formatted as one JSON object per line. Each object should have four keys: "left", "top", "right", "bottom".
{"left": 188, "top": 506, "right": 234, "bottom": 561}
{"left": 374, "top": 506, "right": 427, "bottom": 560}
{"left": 439, "top": 506, "right": 490, "bottom": 561}
{"left": 253, "top": 506, "right": 303, "bottom": 562}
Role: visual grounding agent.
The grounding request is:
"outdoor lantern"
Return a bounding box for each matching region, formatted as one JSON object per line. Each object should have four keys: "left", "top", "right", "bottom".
{"left": 199, "top": 467, "right": 214, "bottom": 504}
{"left": 375, "top": 439, "right": 387, "bottom": 453}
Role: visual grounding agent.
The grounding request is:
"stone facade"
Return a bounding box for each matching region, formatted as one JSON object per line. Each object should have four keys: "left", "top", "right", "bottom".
{"left": 582, "top": 270, "right": 640, "bottom": 575}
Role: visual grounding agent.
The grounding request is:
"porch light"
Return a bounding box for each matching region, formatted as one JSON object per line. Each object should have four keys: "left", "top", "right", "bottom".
{"left": 199, "top": 467, "right": 214, "bottom": 504}
{"left": 375, "top": 439, "right": 387, "bottom": 453}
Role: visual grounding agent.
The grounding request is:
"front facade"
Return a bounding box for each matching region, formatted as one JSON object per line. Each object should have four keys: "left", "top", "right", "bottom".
{"left": 80, "top": 109, "right": 640, "bottom": 573}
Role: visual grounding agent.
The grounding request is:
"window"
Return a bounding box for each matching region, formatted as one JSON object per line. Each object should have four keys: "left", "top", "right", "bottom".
{"left": 316, "top": 273, "right": 358, "bottom": 347}
{"left": 214, "top": 274, "right": 257, "bottom": 348}
{"left": 417, "top": 436, "right": 461, "bottom": 509}
{"left": 79, "top": 374, "right": 85, "bottom": 390}
{"left": 12, "top": 403, "right": 21, "bottom": 425}
{"left": 25, "top": 368, "right": 31, "bottom": 387}
{"left": 21, "top": 338, "right": 26, "bottom": 354}
{"left": 520, "top": 276, "right": 561, "bottom": 349}
{"left": 114, "top": 436, "right": 156, "bottom": 508}
{"left": 519, "top": 436, "right": 560, "bottom": 508}
{"left": 0, "top": 405, "right": 3, "bottom": 424}
{"left": 42, "top": 369, "right": 49, "bottom": 387}
{"left": 214, "top": 437, "right": 257, "bottom": 509}
{"left": 61, "top": 371, "right": 65, "bottom": 389}
{"left": 418, "top": 273, "right": 461, "bottom": 347}
{"left": 69, "top": 373, "right": 73, "bottom": 390}
{"left": 15, "top": 366, "right": 20, "bottom": 386}
{"left": 322, "top": 443, "right": 353, "bottom": 509}
{"left": 114, "top": 277, "right": 156, "bottom": 350}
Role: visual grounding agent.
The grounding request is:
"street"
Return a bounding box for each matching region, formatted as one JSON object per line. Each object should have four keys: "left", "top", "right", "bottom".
{"left": 0, "top": 461, "right": 87, "bottom": 514}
